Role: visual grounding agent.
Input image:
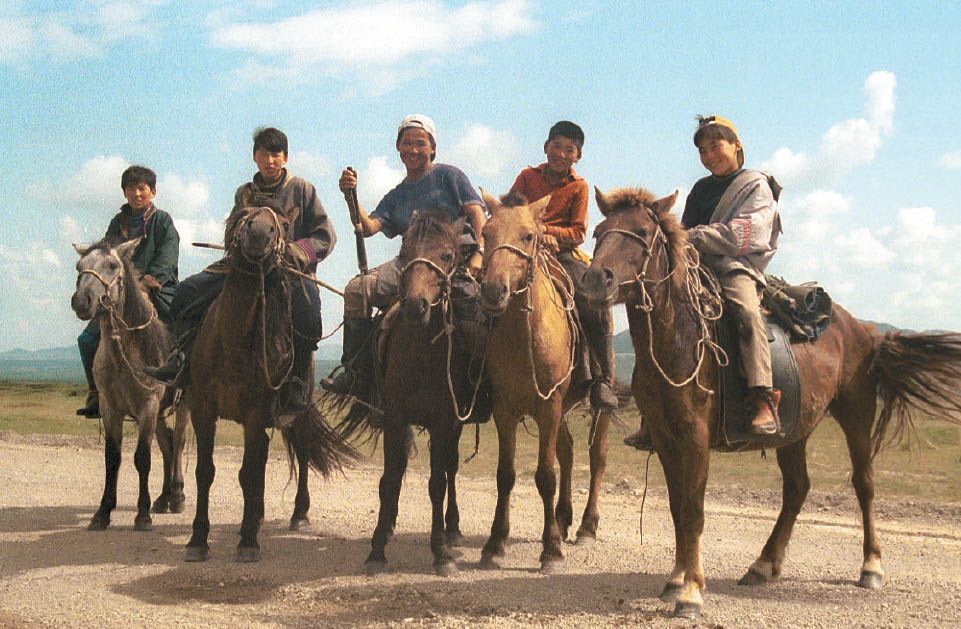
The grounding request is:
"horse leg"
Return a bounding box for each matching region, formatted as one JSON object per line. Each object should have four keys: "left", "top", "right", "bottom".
{"left": 153, "top": 417, "right": 174, "bottom": 514}
{"left": 185, "top": 413, "right": 216, "bottom": 562}
{"left": 554, "top": 419, "right": 575, "bottom": 542}
{"left": 237, "top": 421, "right": 269, "bottom": 562}
{"left": 480, "top": 408, "right": 517, "bottom": 570}
{"left": 89, "top": 411, "right": 123, "bottom": 531}
{"left": 576, "top": 409, "right": 611, "bottom": 543}
{"left": 365, "top": 420, "right": 409, "bottom": 575}
{"left": 168, "top": 403, "right": 189, "bottom": 513}
{"left": 132, "top": 402, "right": 159, "bottom": 531}
{"left": 428, "top": 424, "right": 457, "bottom": 576}
{"left": 444, "top": 422, "right": 465, "bottom": 547}
{"left": 288, "top": 428, "right": 312, "bottom": 531}
{"left": 534, "top": 402, "right": 565, "bottom": 573}
{"left": 740, "top": 439, "right": 811, "bottom": 585}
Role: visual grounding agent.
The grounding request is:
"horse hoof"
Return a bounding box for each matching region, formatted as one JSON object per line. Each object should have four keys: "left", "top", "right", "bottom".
{"left": 540, "top": 557, "right": 563, "bottom": 574}
{"left": 445, "top": 531, "right": 466, "bottom": 547}
{"left": 169, "top": 496, "right": 186, "bottom": 514}
{"left": 738, "top": 568, "right": 770, "bottom": 586}
{"left": 87, "top": 516, "right": 109, "bottom": 531}
{"left": 134, "top": 517, "right": 154, "bottom": 532}
{"left": 434, "top": 560, "right": 458, "bottom": 577}
{"left": 236, "top": 547, "right": 261, "bottom": 563}
{"left": 574, "top": 532, "right": 596, "bottom": 546}
{"left": 365, "top": 560, "right": 390, "bottom": 576}
{"left": 289, "top": 518, "right": 310, "bottom": 532}
{"left": 184, "top": 546, "right": 208, "bottom": 562}
{"left": 151, "top": 498, "right": 169, "bottom": 514}
{"left": 858, "top": 570, "right": 884, "bottom": 590}
{"left": 673, "top": 601, "right": 701, "bottom": 620}
{"left": 659, "top": 583, "right": 682, "bottom": 602}
{"left": 479, "top": 555, "right": 501, "bottom": 571}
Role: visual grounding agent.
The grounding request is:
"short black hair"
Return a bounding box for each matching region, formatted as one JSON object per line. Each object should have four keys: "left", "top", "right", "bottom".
{"left": 547, "top": 120, "right": 585, "bottom": 152}
{"left": 120, "top": 165, "right": 157, "bottom": 191}
{"left": 253, "top": 127, "right": 288, "bottom": 156}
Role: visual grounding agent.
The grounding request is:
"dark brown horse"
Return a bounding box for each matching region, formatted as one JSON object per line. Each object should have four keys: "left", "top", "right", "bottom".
{"left": 477, "top": 191, "right": 607, "bottom": 573}
{"left": 185, "top": 204, "right": 356, "bottom": 562}
{"left": 582, "top": 186, "right": 961, "bottom": 619}
{"left": 340, "top": 210, "right": 477, "bottom": 577}
{"left": 71, "top": 238, "right": 190, "bottom": 531}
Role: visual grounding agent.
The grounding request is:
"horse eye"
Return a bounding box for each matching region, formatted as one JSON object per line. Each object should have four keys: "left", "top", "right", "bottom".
{"left": 441, "top": 253, "right": 453, "bottom": 263}
{"left": 524, "top": 233, "right": 534, "bottom": 242}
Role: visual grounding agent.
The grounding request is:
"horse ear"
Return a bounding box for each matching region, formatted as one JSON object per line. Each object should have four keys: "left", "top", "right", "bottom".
{"left": 73, "top": 243, "right": 89, "bottom": 256}
{"left": 240, "top": 187, "right": 253, "bottom": 208}
{"left": 116, "top": 237, "right": 142, "bottom": 259}
{"left": 651, "top": 190, "right": 679, "bottom": 214}
{"left": 411, "top": 209, "right": 421, "bottom": 224}
{"left": 595, "top": 187, "right": 611, "bottom": 216}
{"left": 480, "top": 188, "right": 501, "bottom": 216}
{"left": 528, "top": 194, "right": 551, "bottom": 221}
{"left": 453, "top": 215, "right": 467, "bottom": 233}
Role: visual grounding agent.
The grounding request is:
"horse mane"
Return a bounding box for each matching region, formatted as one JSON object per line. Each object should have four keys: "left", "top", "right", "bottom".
{"left": 601, "top": 187, "right": 688, "bottom": 275}
{"left": 399, "top": 209, "right": 463, "bottom": 263}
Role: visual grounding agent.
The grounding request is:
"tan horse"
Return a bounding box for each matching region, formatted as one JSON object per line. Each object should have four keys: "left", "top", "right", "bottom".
{"left": 185, "top": 205, "right": 355, "bottom": 562}
{"left": 478, "top": 191, "right": 607, "bottom": 572}
{"left": 582, "top": 186, "right": 961, "bottom": 619}
{"left": 71, "top": 238, "right": 190, "bottom": 531}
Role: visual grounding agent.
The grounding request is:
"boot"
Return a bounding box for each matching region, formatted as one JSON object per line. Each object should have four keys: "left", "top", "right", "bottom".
{"left": 624, "top": 418, "right": 654, "bottom": 451}
{"left": 748, "top": 387, "right": 782, "bottom": 435}
{"left": 320, "top": 317, "right": 374, "bottom": 396}
{"left": 76, "top": 389, "right": 101, "bottom": 419}
{"left": 144, "top": 326, "right": 196, "bottom": 386}
{"left": 272, "top": 349, "right": 314, "bottom": 429}
{"left": 587, "top": 331, "right": 617, "bottom": 412}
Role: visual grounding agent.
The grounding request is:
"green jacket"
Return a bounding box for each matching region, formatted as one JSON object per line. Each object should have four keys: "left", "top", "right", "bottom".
{"left": 105, "top": 204, "right": 180, "bottom": 322}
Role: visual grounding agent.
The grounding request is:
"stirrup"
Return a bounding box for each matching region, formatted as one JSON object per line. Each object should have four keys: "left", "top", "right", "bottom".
{"left": 76, "top": 390, "right": 101, "bottom": 419}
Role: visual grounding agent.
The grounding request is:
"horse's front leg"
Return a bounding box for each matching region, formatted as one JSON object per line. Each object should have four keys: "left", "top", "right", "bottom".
{"left": 554, "top": 418, "right": 575, "bottom": 542}
{"left": 366, "top": 419, "right": 409, "bottom": 575}
{"left": 237, "top": 418, "right": 269, "bottom": 562}
{"left": 168, "top": 402, "right": 189, "bottom": 513}
{"left": 132, "top": 398, "right": 160, "bottom": 531}
{"left": 153, "top": 413, "right": 174, "bottom": 514}
{"left": 480, "top": 403, "right": 517, "bottom": 569}
{"left": 534, "top": 399, "right": 564, "bottom": 573}
{"left": 576, "top": 408, "right": 611, "bottom": 543}
{"left": 444, "top": 421, "right": 465, "bottom": 547}
{"left": 185, "top": 411, "right": 217, "bottom": 562}
{"left": 428, "top": 424, "right": 457, "bottom": 576}
{"left": 89, "top": 408, "right": 123, "bottom": 531}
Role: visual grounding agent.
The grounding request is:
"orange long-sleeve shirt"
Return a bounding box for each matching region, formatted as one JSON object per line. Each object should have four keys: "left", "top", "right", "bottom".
{"left": 509, "top": 164, "right": 588, "bottom": 248}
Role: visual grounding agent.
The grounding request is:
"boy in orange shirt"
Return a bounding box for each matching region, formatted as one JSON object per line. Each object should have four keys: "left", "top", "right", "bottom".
{"left": 508, "top": 121, "right": 616, "bottom": 412}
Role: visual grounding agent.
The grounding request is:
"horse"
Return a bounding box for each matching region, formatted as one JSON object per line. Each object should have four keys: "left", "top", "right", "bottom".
{"left": 184, "top": 203, "right": 356, "bottom": 562}
{"left": 344, "top": 210, "right": 480, "bottom": 577}
{"left": 582, "top": 186, "right": 961, "bottom": 619}
{"left": 477, "top": 191, "right": 609, "bottom": 572}
{"left": 71, "top": 237, "right": 190, "bottom": 531}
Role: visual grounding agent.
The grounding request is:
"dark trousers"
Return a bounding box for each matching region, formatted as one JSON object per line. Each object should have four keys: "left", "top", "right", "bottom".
{"left": 78, "top": 321, "right": 99, "bottom": 390}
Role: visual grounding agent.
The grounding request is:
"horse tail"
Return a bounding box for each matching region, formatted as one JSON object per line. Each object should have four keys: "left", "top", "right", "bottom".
{"left": 321, "top": 389, "right": 383, "bottom": 446}
{"left": 281, "top": 405, "right": 359, "bottom": 478}
{"left": 869, "top": 331, "right": 961, "bottom": 458}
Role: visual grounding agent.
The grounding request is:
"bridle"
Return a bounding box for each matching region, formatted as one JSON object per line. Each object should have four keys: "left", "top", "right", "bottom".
{"left": 400, "top": 254, "right": 455, "bottom": 308}
{"left": 593, "top": 207, "right": 672, "bottom": 308}
{"left": 230, "top": 206, "right": 287, "bottom": 272}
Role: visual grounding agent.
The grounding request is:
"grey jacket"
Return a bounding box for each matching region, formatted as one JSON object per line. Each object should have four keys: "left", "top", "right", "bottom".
{"left": 687, "top": 169, "right": 781, "bottom": 285}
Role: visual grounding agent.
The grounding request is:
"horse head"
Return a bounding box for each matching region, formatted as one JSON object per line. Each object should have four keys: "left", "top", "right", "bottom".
{"left": 398, "top": 209, "right": 464, "bottom": 325}
{"left": 582, "top": 187, "right": 681, "bottom": 308}
{"left": 71, "top": 238, "right": 142, "bottom": 321}
{"left": 478, "top": 190, "right": 551, "bottom": 315}
{"left": 228, "top": 204, "right": 294, "bottom": 269}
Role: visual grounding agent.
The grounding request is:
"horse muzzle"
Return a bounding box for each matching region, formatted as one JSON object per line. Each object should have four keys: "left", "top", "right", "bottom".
{"left": 479, "top": 280, "right": 509, "bottom": 315}
{"left": 71, "top": 291, "right": 96, "bottom": 321}
{"left": 400, "top": 296, "right": 432, "bottom": 326}
{"left": 581, "top": 267, "right": 619, "bottom": 308}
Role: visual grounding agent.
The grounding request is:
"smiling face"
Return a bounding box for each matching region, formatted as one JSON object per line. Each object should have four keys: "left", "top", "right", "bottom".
{"left": 123, "top": 182, "right": 155, "bottom": 212}
{"left": 543, "top": 135, "right": 581, "bottom": 177}
{"left": 253, "top": 148, "right": 288, "bottom": 185}
{"left": 697, "top": 137, "right": 741, "bottom": 177}
{"left": 396, "top": 127, "right": 435, "bottom": 178}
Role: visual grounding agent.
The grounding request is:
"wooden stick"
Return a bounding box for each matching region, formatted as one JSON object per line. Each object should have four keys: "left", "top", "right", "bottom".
{"left": 190, "top": 242, "right": 344, "bottom": 297}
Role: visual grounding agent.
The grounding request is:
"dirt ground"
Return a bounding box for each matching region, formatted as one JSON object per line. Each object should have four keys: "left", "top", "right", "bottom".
{"left": 1, "top": 431, "right": 959, "bottom": 628}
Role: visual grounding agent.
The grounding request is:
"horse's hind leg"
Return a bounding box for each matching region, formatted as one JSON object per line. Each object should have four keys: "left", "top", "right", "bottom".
{"left": 132, "top": 403, "right": 160, "bottom": 531}
{"left": 288, "top": 426, "right": 311, "bottom": 531}
{"left": 168, "top": 403, "right": 189, "bottom": 513}
{"left": 739, "top": 438, "right": 810, "bottom": 585}
{"left": 444, "top": 422, "right": 465, "bottom": 547}
{"left": 554, "top": 419, "right": 575, "bottom": 542}
{"left": 428, "top": 424, "right": 457, "bottom": 576}
{"left": 480, "top": 408, "right": 517, "bottom": 570}
{"left": 237, "top": 421, "right": 269, "bottom": 562}
{"left": 576, "top": 409, "right": 611, "bottom": 543}
{"left": 153, "top": 416, "right": 174, "bottom": 514}
{"left": 534, "top": 403, "right": 565, "bottom": 573}
{"left": 185, "top": 413, "right": 216, "bottom": 562}
{"left": 89, "top": 412, "right": 123, "bottom": 531}
{"left": 366, "top": 420, "right": 409, "bottom": 575}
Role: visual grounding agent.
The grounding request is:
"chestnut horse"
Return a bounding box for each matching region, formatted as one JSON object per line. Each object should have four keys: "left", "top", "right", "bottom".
{"left": 185, "top": 204, "right": 356, "bottom": 562}
{"left": 346, "top": 210, "right": 479, "bottom": 577}
{"left": 582, "top": 186, "right": 961, "bottom": 619}
{"left": 477, "top": 191, "right": 608, "bottom": 572}
{"left": 71, "top": 238, "right": 190, "bottom": 531}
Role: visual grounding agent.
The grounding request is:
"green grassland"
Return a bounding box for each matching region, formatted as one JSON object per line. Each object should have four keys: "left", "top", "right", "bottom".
{"left": 2, "top": 380, "right": 959, "bottom": 504}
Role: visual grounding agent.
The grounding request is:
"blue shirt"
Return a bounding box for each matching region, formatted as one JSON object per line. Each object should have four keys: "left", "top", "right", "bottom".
{"left": 371, "top": 164, "right": 483, "bottom": 239}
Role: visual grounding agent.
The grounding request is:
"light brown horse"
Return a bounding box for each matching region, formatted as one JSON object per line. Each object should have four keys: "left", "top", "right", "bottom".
{"left": 477, "top": 191, "right": 608, "bottom": 572}
{"left": 71, "top": 238, "right": 190, "bottom": 531}
{"left": 185, "top": 204, "right": 356, "bottom": 562}
{"left": 582, "top": 186, "right": 961, "bottom": 619}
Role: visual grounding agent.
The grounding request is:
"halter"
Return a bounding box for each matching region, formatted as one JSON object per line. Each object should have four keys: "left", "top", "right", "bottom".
{"left": 230, "top": 206, "right": 287, "bottom": 272}
{"left": 400, "top": 255, "right": 455, "bottom": 307}
{"left": 593, "top": 207, "right": 672, "bottom": 304}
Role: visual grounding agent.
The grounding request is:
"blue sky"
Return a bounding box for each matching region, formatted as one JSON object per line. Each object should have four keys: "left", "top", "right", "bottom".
{"left": 2, "top": 0, "right": 960, "bottom": 351}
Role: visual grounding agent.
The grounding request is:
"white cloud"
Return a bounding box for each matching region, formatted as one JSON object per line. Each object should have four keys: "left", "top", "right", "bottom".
{"left": 361, "top": 155, "right": 405, "bottom": 208}
{"left": 939, "top": 150, "right": 961, "bottom": 170}
{"left": 28, "top": 154, "right": 131, "bottom": 208}
{"left": 158, "top": 173, "right": 210, "bottom": 218}
{"left": 209, "top": 0, "right": 537, "bottom": 91}
{"left": 833, "top": 227, "right": 894, "bottom": 269}
{"left": 444, "top": 124, "right": 520, "bottom": 179}
{"left": 289, "top": 150, "right": 332, "bottom": 185}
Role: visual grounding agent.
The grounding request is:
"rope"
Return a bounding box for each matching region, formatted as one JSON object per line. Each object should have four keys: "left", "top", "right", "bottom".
{"left": 639, "top": 449, "right": 654, "bottom": 544}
